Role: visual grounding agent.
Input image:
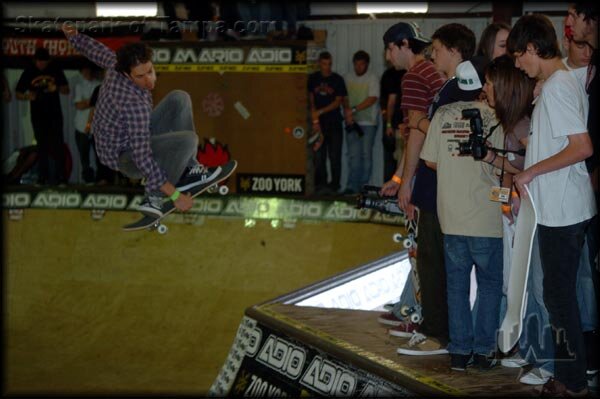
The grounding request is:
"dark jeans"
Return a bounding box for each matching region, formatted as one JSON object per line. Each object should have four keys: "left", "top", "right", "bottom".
{"left": 382, "top": 132, "right": 396, "bottom": 182}
{"left": 32, "top": 116, "right": 65, "bottom": 184}
{"left": 314, "top": 118, "right": 343, "bottom": 190}
{"left": 538, "top": 219, "right": 591, "bottom": 392}
{"left": 75, "top": 130, "right": 95, "bottom": 183}
{"left": 417, "top": 210, "right": 449, "bottom": 343}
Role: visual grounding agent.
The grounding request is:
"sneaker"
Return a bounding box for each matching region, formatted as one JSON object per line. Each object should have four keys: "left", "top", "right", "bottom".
{"left": 137, "top": 195, "right": 164, "bottom": 217}
{"left": 520, "top": 367, "right": 553, "bottom": 385}
{"left": 377, "top": 312, "right": 403, "bottom": 327}
{"left": 450, "top": 353, "right": 473, "bottom": 372}
{"left": 176, "top": 164, "right": 221, "bottom": 192}
{"left": 388, "top": 321, "right": 419, "bottom": 338}
{"left": 501, "top": 352, "right": 528, "bottom": 368}
{"left": 397, "top": 332, "right": 448, "bottom": 355}
{"left": 474, "top": 353, "right": 498, "bottom": 371}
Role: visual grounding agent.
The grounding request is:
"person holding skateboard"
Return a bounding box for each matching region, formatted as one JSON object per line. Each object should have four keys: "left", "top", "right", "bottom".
{"left": 63, "top": 23, "right": 225, "bottom": 218}
{"left": 507, "top": 14, "right": 596, "bottom": 396}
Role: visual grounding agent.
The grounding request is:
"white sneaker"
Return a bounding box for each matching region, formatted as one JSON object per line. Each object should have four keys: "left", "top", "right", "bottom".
{"left": 501, "top": 352, "right": 529, "bottom": 368}
{"left": 137, "top": 195, "right": 164, "bottom": 217}
{"left": 519, "top": 367, "right": 553, "bottom": 385}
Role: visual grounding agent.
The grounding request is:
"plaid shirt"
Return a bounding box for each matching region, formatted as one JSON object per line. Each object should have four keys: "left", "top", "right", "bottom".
{"left": 68, "top": 33, "right": 167, "bottom": 191}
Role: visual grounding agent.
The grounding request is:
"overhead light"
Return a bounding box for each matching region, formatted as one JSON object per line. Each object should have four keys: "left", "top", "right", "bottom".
{"left": 356, "top": 2, "right": 428, "bottom": 14}
{"left": 96, "top": 2, "right": 158, "bottom": 17}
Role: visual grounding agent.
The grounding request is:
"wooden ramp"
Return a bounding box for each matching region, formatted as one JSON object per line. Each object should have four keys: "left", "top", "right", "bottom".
{"left": 211, "top": 302, "right": 542, "bottom": 397}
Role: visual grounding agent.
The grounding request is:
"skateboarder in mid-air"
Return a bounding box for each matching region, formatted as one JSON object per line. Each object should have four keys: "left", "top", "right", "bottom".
{"left": 63, "top": 23, "right": 226, "bottom": 217}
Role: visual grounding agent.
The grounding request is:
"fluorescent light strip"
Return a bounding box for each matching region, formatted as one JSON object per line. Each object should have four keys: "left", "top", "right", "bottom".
{"left": 356, "top": 2, "right": 428, "bottom": 14}
{"left": 96, "top": 2, "right": 157, "bottom": 17}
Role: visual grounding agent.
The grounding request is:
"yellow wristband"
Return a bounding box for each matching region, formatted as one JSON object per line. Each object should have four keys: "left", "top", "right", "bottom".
{"left": 387, "top": 122, "right": 392, "bottom": 128}
{"left": 511, "top": 191, "right": 519, "bottom": 198}
{"left": 392, "top": 175, "right": 402, "bottom": 184}
{"left": 501, "top": 204, "right": 511, "bottom": 212}
{"left": 170, "top": 191, "right": 181, "bottom": 201}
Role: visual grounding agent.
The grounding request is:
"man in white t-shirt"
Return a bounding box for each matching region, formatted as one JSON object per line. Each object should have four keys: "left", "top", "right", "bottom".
{"left": 420, "top": 58, "right": 505, "bottom": 371}
{"left": 73, "top": 61, "right": 101, "bottom": 184}
{"left": 508, "top": 14, "right": 596, "bottom": 396}
{"left": 343, "top": 50, "right": 380, "bottom": 194}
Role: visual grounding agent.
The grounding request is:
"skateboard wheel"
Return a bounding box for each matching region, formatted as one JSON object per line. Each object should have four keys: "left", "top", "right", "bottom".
{"left": 410, "top": 313, "right": 422, "bottom": 324}
{"left": 218, "top": 185, "right": 229, "bottom": 195}
{"left": 403, "top": 239, "right": 412, "bottom": 249}
{"left": 400, "top": 305, "right": 410, "bottom": 317}
{"left": 157, "top": 224, "right": 168, "bottom": 234}
{"left": 393, "top": 233, "right": 403, "bottom": 243}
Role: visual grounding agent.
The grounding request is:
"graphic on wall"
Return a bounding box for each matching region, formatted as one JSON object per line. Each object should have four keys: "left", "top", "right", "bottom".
{"left": 197, "top": 138, "right": 231, "bottom": 167}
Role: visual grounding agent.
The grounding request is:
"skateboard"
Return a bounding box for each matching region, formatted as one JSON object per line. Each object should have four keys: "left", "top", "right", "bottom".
{"left": 122, "top": 160, "right": 237, "bottom": 234}
{"left": 357, "top": 185, "right": 422, "bottom": 323}
{"left": 498, "top": 185, "right": 537, "bottom": 353}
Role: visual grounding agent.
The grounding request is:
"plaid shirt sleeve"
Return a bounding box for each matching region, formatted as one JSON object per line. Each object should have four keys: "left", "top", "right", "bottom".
{"left": 68, "top": 33, "right": 116, "bottom": 70}
{"left": 124, "top": 101, "right": 168, "bottom": 191}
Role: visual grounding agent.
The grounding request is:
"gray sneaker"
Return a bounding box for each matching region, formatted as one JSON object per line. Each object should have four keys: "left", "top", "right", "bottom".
{"left": 176, "top": 164, "right": 221, "bottom": 192}
{"left": 137, "top": 195, "right": 164, "bottom": 217}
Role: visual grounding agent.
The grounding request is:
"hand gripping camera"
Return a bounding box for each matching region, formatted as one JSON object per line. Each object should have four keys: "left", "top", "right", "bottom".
{"left": 356, "top": 185, "right": 404, "bottom": 216}
{"left": 458, "top": 108, "right": 488, "bottom": 160}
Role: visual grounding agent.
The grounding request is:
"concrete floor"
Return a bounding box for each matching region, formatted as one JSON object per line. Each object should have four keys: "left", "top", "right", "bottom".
{"left": 4, "top": 209, "right": 402, "bottom": 395}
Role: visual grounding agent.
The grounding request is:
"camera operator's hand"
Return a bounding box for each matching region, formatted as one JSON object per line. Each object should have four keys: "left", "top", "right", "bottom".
{"left": 174, "top": 192, "right": 193, "bottom": 212}
{"left": 380, "top": 179, "right": 400, "bottom": 196}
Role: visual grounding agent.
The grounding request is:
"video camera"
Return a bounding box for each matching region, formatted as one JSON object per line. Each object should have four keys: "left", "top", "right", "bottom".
{"left": 356, "top": 185, "right": 404, "bottom": 216}
{"left": 458, "top": 108, "right": 488, "bottom": 160}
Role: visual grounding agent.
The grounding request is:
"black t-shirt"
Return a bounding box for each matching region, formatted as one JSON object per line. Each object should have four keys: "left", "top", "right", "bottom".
{"left": 307, "top": 71, "right": 347, "bottom": 123}
{"left": 380, "top": 67, "right": 405, "bottom": 127}
{"left": 16, "top": 63, "right": 68, "bottom": 120}
{"left": 586, "top": 48, "right": 598, "bottom": 174}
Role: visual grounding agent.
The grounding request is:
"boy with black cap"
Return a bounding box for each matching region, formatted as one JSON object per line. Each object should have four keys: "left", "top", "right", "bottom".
{"left": 16, "top": 47, "right": 70, "bottom": 185}
{"left": 421, "top": 57, "right": 505, "bottom": 371}
{"left": 377, "top": 21, "right": 444, "bottom": 338}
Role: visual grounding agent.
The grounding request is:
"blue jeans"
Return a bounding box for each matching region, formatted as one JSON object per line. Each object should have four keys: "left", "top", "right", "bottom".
{"left": 538, "top": 220, "right": 590, "bottom": 392}
{"left": 345, "top": 124, "right": 376, "bottom": 193}
{"left": 118, "top": 90, "right": 199, "bottom": 195}
{"left": 445, "top": 235, "right": 503, "bottom": 356}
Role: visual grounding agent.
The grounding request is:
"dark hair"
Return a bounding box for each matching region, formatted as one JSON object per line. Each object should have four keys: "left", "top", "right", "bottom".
{"left": 390, "top": 38, "right": 429, "bottom": 55}
{"left": 486, "top": 54, "right": 535, "bottom": 134}
{"left": 116, "top": 42, "right": 153, "bottom": 74}
{"left": 477, "top": 22, "right": 511, "bottom": 60}
{"left": 431, "top": 23, "right": 476, "bottom": 61}
{"left": 318, "top": 51, "right": 332, "bottom": 61}
{"left": 507, "top": 14, "right": 561, "bottom": 59}
{"left": 353, "top": 50, "right": 370, "bottom": 63}
{"left": 574, "top": 2, "right": 598, "bottom": 21}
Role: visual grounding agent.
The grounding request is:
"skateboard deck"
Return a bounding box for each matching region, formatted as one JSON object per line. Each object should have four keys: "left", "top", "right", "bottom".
{"left": 357, "top": 185, "right": 421, "bottom": 322}
{"left": 123, "top": 160, "right": 237, "bottom": 233}
{"left": 498, "top": 185, "right": 537, "bottom": 353}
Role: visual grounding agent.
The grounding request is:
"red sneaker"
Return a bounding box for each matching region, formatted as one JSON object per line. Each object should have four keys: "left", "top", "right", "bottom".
{"left": 388, "top": 321, "right": 419, "bottom": 338}
{"left": 377, "top": 312, "right": 403, "bottom": 327}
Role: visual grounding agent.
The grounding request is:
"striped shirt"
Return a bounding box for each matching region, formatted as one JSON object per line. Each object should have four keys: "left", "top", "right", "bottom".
{"left": 68, "top": 33, "right": 167, "bottom": 191}
{"left": 400, "top": 60, "right": 444, "bottom": 120}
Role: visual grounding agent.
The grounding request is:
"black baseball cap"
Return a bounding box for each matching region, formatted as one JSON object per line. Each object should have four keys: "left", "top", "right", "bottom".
{"left": 383, "top": 22, "right": 431, "bottom": 46}
{"left": 34, "top": 47, "right": 50, "bottom": 61}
